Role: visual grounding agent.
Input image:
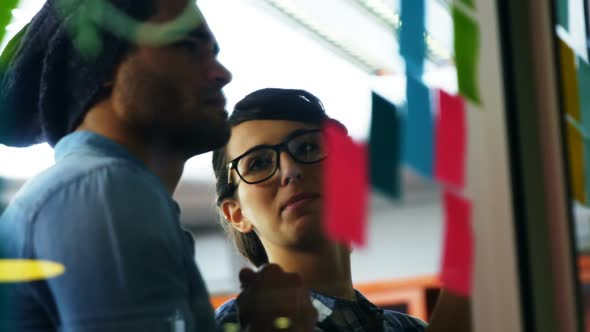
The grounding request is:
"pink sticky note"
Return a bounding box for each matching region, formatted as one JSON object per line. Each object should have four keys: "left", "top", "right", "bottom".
{"left": 435, "top": 90, "right": 467, "bottom": 190}
{"left": 440, "top": 190, "right": 473, "bottom": 297}
{"left": 323, "top": 121, "right": 369, "bottom": 247}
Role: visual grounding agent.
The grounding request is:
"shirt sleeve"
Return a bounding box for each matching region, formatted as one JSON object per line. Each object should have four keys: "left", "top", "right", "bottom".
{"left": 382, "top": 310, "right": 428, "bottom": 332}
{"left": 215, "top": 298, "right": 240, "bottom": 331}
{"left": 30, "top": 163, "right": 213, "bottom": 332}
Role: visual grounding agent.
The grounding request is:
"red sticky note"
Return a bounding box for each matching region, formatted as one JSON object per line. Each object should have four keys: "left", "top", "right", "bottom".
{"left": 322, "top": 122, "right": 369, "bottom": 247}
{"left": 440, "top": 190, "right": 473, "bottom": 297}
{"left": 435, "top": 90, "right": 467, "bottom": 190}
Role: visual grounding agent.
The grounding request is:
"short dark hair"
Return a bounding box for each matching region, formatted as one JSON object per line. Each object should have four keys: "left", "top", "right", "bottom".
{"left": 212, "top": 88, "right": 344, "bottom": 266}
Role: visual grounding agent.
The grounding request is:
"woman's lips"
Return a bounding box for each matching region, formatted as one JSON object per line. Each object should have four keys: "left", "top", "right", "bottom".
{"left": 282, "top": 194, "right": 320, "bottom": 212}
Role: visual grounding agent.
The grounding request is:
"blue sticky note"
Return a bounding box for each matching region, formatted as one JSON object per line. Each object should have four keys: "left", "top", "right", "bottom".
{"left": 403, "top": 76, "right": 434, "bottom": 178}
{"left": 399, "top": 0, "right": 426, "bottom": 78}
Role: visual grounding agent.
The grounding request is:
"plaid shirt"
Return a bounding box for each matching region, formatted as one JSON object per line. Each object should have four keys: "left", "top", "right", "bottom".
{"left": 215, "top": 289, "right": 427, "bottom": 332}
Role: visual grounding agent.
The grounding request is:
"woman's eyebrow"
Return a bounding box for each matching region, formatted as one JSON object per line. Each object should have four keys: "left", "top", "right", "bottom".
{"left": 234, "top": 128, "right": 319, "bottom": 159}
{"left": 283, "top": 128, "right": 315, "bottom": 141}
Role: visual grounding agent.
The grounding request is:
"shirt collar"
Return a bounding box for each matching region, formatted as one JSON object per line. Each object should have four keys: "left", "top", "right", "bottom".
{"left": 53, "top": 131, "right": 175, "bottom": 198}
{"left": 54, "top": 131, "right": 147, "bottom": 170}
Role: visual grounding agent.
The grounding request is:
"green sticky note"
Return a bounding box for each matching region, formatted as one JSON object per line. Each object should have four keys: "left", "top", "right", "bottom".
{"left": 0, "top": 0, "right": 19, "bottom": 47}
{"left": 369, "top": 92, "right": 402, "bottom": 199}
{"left": 453, "top": 6, "right": 481, "bottom": 104}
{"left": 458, "top": 0, "right": 475, "bottom": 10}
{"left": 557, "top": 0, "right": 569, "bottom": 31}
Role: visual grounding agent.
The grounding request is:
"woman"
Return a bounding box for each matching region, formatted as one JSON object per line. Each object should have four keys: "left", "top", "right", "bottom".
{"left": 212, "top": 88, "right": 427, "bottom": 331}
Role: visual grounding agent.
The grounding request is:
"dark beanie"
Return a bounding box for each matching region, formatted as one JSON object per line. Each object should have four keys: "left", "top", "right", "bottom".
{"left": 228, "top": 88, "right": 347, "bottom": 133}
{"left": 0, "top": 0, "right": 155, "bottom": 147}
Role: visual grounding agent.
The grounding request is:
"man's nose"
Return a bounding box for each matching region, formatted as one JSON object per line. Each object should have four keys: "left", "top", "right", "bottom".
{"left": 209, "top": 59, "right": 232, "bottom": 87}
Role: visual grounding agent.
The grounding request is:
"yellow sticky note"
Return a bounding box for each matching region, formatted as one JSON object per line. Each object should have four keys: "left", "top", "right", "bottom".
{"left": 0, "top": 259, "right": 65, "bottom": 282}
{"left": 566, "top": 122, "right": 586, "bottom": 204}
{"left": 559, "top": 40, "right": 582, "bottom": 121}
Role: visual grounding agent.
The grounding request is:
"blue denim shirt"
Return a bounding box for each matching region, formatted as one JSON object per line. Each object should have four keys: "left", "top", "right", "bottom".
{"left": 0, "top": 131, "right": 217, "bottom": 332}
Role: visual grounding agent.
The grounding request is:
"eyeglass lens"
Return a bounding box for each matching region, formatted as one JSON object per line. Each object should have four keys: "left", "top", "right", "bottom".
{"left": 236, "top": 131, "right": 326, "bottom": 184}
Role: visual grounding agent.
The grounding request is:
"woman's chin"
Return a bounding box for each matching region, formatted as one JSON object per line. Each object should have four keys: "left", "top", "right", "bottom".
{"left": 285, "top": 215, "right": 325, "bottom": 242}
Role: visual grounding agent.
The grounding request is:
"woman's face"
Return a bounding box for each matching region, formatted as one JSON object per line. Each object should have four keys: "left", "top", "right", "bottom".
{"left": 221, "top": 120, "right": 327, "bottom": 251}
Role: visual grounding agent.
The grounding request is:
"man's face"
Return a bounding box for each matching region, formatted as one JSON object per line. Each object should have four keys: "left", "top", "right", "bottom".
{"left": 112, "top": 0, "right": 232, "bottom": 156}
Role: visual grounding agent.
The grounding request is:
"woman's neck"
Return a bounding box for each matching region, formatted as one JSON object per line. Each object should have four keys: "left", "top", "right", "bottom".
{"left": 267, "top": 242, "right": 356, "bottom": 301}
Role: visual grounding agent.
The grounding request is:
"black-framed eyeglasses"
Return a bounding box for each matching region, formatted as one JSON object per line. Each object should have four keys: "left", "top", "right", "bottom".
{"left": 227, "top": 129, "right": 327, "bottom": 186}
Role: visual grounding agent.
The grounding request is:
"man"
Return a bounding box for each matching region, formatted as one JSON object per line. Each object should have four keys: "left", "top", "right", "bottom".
{"left": 0, "top": 0, "right": 315, "bottom": 331}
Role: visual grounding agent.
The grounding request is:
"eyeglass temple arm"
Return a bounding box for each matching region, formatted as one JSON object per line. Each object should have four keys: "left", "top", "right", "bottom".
{"left": 227, "top": 163, "right": 233, "bottom": 185}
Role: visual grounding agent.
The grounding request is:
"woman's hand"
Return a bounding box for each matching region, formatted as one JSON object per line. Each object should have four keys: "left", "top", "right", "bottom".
{"left": 236, "top": 264, "right": 318, "bottom": 332}
{"left": 426, "top": 289, "right": 472, "bottom": 332}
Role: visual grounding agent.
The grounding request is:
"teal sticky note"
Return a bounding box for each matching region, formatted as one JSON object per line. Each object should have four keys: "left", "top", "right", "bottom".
{"left": 557, "top": 0, "right": 569, "bottom": 31}
{"left": 580, "top": 59, "right": 590, "bottom": 205}
{"left": 0, "top": 0, "right": 19, "bottom": 47}
{"left": 577, "top": 58, "right": 590, "bottom": 135}
{"left": 369, "top": 92, "right": 402, "bottom": 199}
{"left": 400, "top": 0, "right": 426, "bottom": 78}
{"left": 0, "top": 177, "right": 5, "bottom": 213}
{"left": 403, "top": 76, "right": 434, "bottom": 178}
{"left": 453, "top": 6, "right": 481, "bottom": 104}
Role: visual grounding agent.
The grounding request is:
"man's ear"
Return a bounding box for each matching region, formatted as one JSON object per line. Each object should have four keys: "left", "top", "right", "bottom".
{"left": 220, "top": 199, "right": 254, "bottom": 233}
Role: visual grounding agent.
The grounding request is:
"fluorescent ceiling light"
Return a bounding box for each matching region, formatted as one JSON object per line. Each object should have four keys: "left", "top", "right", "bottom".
{"left": 351, "top": 0, "right": 452, "bottom": 64}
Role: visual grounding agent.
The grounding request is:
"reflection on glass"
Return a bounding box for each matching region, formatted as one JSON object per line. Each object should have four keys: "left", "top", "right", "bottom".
{"left": 555, "top": 0, "right": 590, "bottom": 330}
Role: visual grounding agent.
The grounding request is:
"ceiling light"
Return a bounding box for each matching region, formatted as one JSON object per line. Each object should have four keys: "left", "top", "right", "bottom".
{"left": 351, "top": 0, "right": 453, "bottom": 63}
{"left": 261, "top": 0, "right": 387, "bottom": 73}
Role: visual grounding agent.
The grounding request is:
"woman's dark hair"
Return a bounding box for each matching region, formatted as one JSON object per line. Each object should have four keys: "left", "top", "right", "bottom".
{"left": 212, "top": 88, "right": 345, "bottom": 266}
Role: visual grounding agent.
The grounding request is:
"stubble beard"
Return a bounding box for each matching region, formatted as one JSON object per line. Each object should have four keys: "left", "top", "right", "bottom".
{"left": 113, "top": 58, "right": 231, "bottom": 158}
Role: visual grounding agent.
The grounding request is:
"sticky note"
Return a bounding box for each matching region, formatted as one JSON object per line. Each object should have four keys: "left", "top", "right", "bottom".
{"left": 453, "top": 6, "right": 481, "bottom": 104}
{"left": 0, "top": 259, "right": 65, "bottom": 282}
{"left": 403, "top": 76, "right": 434, "bottom": 179}
{"left": 323, "top": 122, "right": 368, "bottom": 247}
{"left": 399, "top": 0, "right": 426, "bottom": 78}
{"left": 559, "top": 40, "right": 581, "bottom": 121}
{"left": 0, "top": 0, "right": 19, "bottom": 47}
{"left": 458, "top": 0, "right": 475, "bottom": 9}
{"left": 0, "top": 177, "right": 5, "bottom": 212}
{"left": 577, "top": 58, "right": 590, "bottom": 134}
{"left": 557, "top": 0, "right": 569, "bottom": 31}
{"left": 440, "top": 190, "right": 473, "bottom": 297}
{"left": 584, "top": 137, "right": 590, "bottom": 206}
{"left": 369, "top": 92, "right": 401, "bottom": 199}
{"left": 435, "top": 90, "right": 467, "bottom": 190}
{"left": 566, "top": 121, "right": 586, "bottom": 204}
{"left": 579, "top": 59, "right": 590, "bottom": 205}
